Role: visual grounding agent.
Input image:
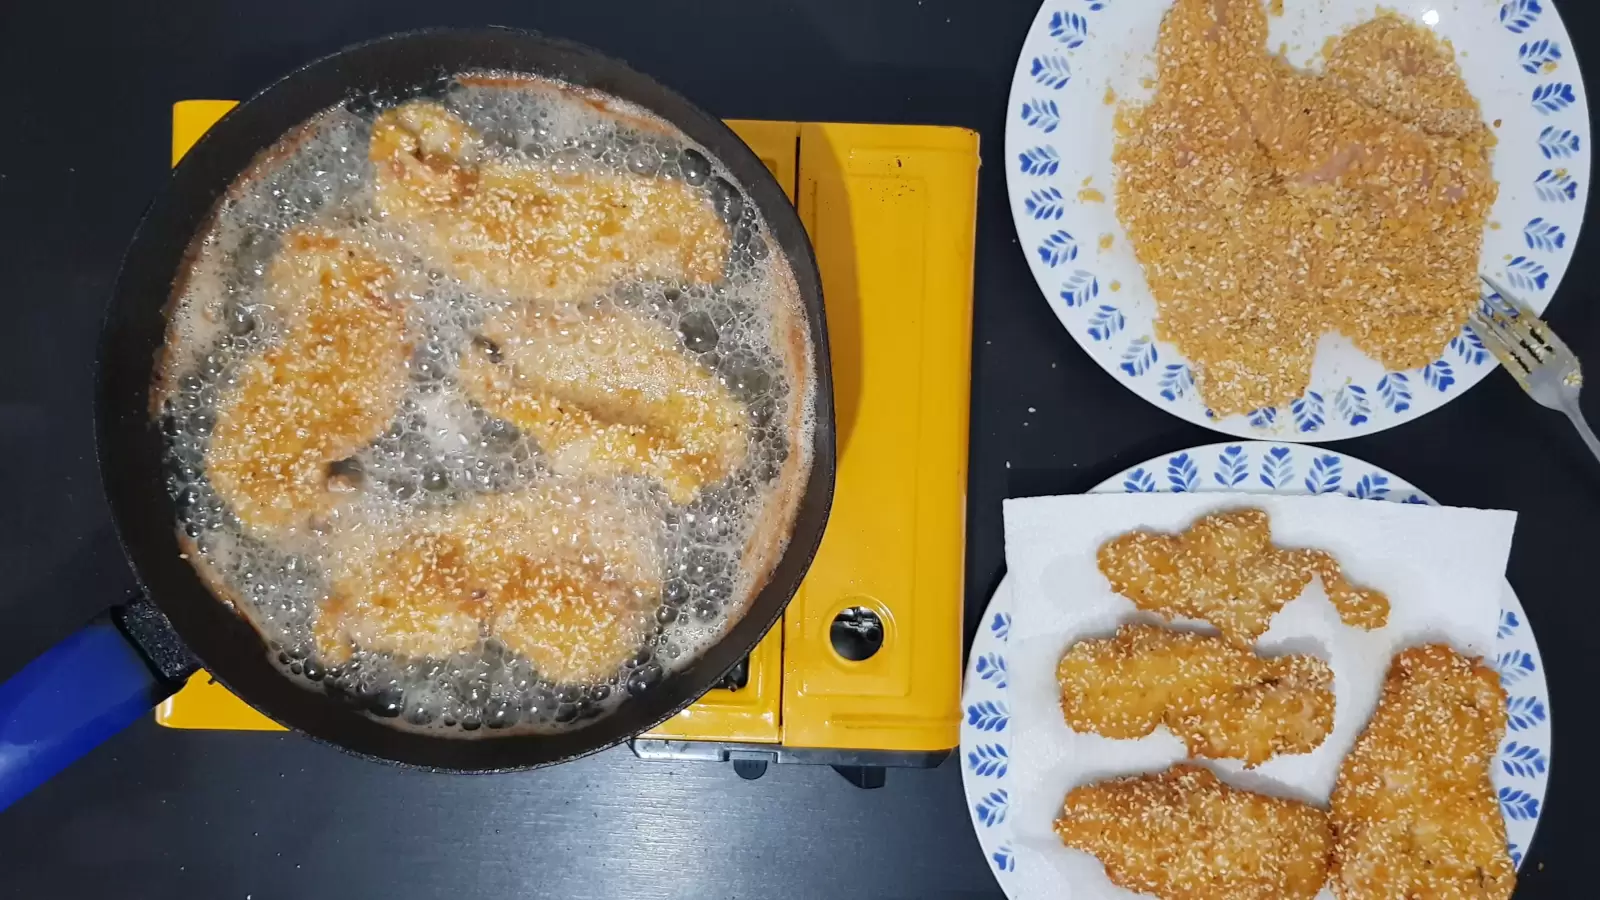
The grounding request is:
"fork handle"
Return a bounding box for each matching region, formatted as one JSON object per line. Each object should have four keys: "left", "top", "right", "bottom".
{"left": 1560, "top": 398, "right": 1600, "bottom": 466}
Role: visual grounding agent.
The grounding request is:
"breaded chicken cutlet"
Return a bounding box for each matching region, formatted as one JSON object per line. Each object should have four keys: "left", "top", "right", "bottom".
{"left": 205, "top": 228, "right": 411, "bottom": 536}
{"left": 369, "top": 100, "right": 730, "bottom": 303}
{"left": 315, "top": 482, "right": 661, "bottom": 685}
{"left": 1057, "top": 623, "right": 1334, "bottom": 766}
{"left": 1056, "top": 764, "right": 1332, "bottom": 900}
{"left": 1098, "top": 508, "right": 1389, "bottom": 646}
{"left": 1116, "top": 0, "right": 1496, "bottom": 413}
{"left": 460, "top": 303, "right": 747, "bottom": 505}
{"left": 1330, "top": 645, "right": 1515, "bottom": 900}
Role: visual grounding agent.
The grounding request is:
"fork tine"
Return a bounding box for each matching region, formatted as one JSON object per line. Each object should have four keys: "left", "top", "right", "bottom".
{"left": 1477, "top": 274, "right": 1571, "bottom": 362}
{"left": 1479, "top": 273, "right": 1521, "bottom": 312}
{"left": 1469, "top": 309, "right": 1536, "bottom": 378}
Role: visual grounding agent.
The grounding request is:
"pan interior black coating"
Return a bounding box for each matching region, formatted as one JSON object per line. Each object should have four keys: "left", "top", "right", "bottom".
{"left": 97, "top": 28, "right": 834, "bottom": 771}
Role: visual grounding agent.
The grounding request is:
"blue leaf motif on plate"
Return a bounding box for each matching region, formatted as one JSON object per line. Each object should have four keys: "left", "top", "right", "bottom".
{"left": 967, "top": 743, "right": 1009, "bottom": 778}
{"left": 1213, "top": 445, "right": 1249, "bottom": 487}
{"left": 1422, "top": 360, "right": 1456, "bottom": 392}
{"left": 1519, "top": 39, "right": 1562, "bottom": 73}
{"left": 1465, "top": 328, "right": 1497, "bottom": 358}
{"left": 1510, "top": 844, "right": 1524, "bottom": 868}
{"left": 966, "top": 701, "right": 1009, "bottom": 732}
{"left": 1048, "top": 11, "right": 1089, "bottom": 48}
{"left": 993, "top": 846, "right": 1017, "bottom": 873}
{"left": 975, "top": 789, "right": 1010, "bottom": 827}
{"left": 1059, "top": 269, "right": 1097, "bottom": 306}
{"left": 1038, "top": 231, "right": 1079, "bottom": 267}
{"left": 1498, "top": 610, "right": 1521, "bottom": 639}
{"left": 1086, "top": 0, "right": 1111, "bottom": 9}
{"left": 1400, "top": 493, "right": 1430, "bottom": 505}
{"left": 1124, "top": 467, "right": 1157, "bottom": 493}
{"left": 1158, "top": 363, "right": 1193, "bottom": 402}
{"left": 1497, "top": 650, "right": 1536, "bottom": 687}
{"left": 1167, "top": 452, "right": 1199, "bottom": 492}
{"left": 1247, "top": 406, "right": 1277, "bottom": 429}
{"left": 1535, "top": 168, "right": 1578, "bottom": 202}
{"left": 1500, "top": 741, "right": 1548, "bottom": 778}
{"left": 1305, "top": 453, "right": 1342, "bottom": 494}
{"left": 1017, "top": 144, "right": 1061, "bottom": 176}
{"left": 1523, "top": 217, "right": 1566, "bottom": 251}
{"left": 1505, "top": 256, "right": 1550, "bottom": 292}
{"left": 1335, "top": 385, "right": 1370, "bottom": 426}
{"left": 1291, "top": 391, "right": 1324, "bottom": 433}
{"left": 1500, "top": 0, "right": 1542, "bottom": 33}
{"left": 1347, "top": 473, "right": 1390, "bottom": 500}
{"left": 1537, "top": 126, "right": 1581, "bottom": 159}
{"left": 1377, "top": 372, "right": 1412, "bottom": 412}
{"left": 1025, "top": 187, "right": 1065, "bottom": 220}
{"left": 1506, "top": 695, "right": 1548, "bottom": 732}
{"left": 990, "top": 611, "right": 1011, "bottom": 642}
{"left": 1498, "top": 787, "right": 1540, "bottom": 821}
{"left": 1031, "top": 56, "right": 1073, "bottom": 90}
{"left": 1020, "top": 98, "right": 1061, "bottom": 133}
{"left": 974, "top": 653, "right": 1009, "bottom": 689}
{"left": 1120, "top": 337, "right": 1157, "bottom": 376}
{"left": 1260, "top": 446, "right": 1293, "bottom": 488}
{"left": 1087, "top": 305, "right": 1125, "bottom": 341}
{"left": 1532, "top": 82, "right": 1576, "bottom": 114}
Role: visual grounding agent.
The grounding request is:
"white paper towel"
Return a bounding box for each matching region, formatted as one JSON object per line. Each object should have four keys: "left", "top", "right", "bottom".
{"left": 1000, "top": 492, "right": 1516, "bottom": 900}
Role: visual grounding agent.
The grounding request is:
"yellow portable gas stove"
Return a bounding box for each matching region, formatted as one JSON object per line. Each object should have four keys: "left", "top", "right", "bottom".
{"left": 159, "top": 101, "right": 979, "bottom": 787}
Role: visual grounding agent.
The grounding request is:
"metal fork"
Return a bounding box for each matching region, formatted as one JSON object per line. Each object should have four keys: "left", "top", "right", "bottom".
{"left": 1472, "top": 274, "right": 1600, "bottom": 464}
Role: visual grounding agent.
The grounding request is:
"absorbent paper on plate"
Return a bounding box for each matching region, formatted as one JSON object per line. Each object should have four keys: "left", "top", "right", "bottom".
{"left": 1000, "top": 492, "right": 1516, "bottom": 900}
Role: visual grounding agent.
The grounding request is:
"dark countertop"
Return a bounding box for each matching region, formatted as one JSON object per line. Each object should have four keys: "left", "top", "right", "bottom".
{"left": 1, "top": 1, "right": 1596, "bottom": 897}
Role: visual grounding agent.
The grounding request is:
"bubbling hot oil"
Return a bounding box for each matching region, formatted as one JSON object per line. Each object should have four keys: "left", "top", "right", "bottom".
{"left": 157, "top": 75, "right": 812, "bottom": 735}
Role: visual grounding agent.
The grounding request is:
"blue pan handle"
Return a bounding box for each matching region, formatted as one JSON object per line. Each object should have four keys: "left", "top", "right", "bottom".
{"left": 0, "top": 598, "right": 195, "bottom": 811}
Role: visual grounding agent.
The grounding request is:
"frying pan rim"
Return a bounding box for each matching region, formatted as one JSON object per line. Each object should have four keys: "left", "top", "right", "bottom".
{"left": 94, "top": 25, "right": 836, "bottom": 771}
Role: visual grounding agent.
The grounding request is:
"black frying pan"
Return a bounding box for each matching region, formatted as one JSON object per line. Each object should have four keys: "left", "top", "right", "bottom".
{"left": 0, "top": 27, "right": 833, "bottom": 808}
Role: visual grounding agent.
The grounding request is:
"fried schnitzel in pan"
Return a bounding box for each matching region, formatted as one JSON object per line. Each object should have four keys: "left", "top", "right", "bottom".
{"left": 369, "top": 100, "right": 730, "bottom": 302}
{"left": 1056, "top": 764, "right": 1332, "bottom": 900}
{"left": 1057, "top": 623, "right": 1334, "bottom": 766}
{"left": 460, "top": 303, "right": 747, "bottom": 504}
{"left": 205, "top": 228, "right": 411, "bottom": 536}
{"left": 1331, "top": 645, "right": 1515, "bottom": 900}
{"left": 315, "top": 482, "right": 661, "bottom": 685}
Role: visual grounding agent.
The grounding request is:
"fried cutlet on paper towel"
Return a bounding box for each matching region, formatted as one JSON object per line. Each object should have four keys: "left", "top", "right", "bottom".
{"left": 1331, "top": 644, "right": 1515, "bottom": 900}
{"left": 1056, "top": 764, "right": 1332, "bottom": 900}
{"left": 1097, "top": 508, "right": 1389, "bottom": 646}
{"left": 1057, "top": 623, "right": 1335, "bottom": 766}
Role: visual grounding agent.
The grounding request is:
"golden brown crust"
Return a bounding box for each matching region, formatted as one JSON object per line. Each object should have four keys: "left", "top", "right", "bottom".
{"left": 315, "top": 485, "right": 661, "bottom": 683}
{"left": 368, "top": 100, "right": 729, "bottom": 302}
{"left": 1097, "top": 507, "right": 1390, "bottom": 646}
{"left": 1057, "top": 623, "right": 1335, "bottom": 766}
{"left": 1057, "top": 764, "right": 1333, "bottom": 900}
{"left": 461, "top": 303, "right": 748, "bottom": 505}
{"left": 1330, "top": 644, "right": 1515, "bottom": 900}
{"left": 154, "top": 114, "right": 338, "bottom": 417}
{"left": 203, "top": 228, "right": 411, "bottom": 537}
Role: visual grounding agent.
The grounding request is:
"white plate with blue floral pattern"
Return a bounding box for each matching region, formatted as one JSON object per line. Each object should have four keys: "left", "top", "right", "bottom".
{"left": 1006, "top": 0, "right": 1590, "bottom": 440}
{"left": 961, "top": 442, "right": 1550, "bottom": 896}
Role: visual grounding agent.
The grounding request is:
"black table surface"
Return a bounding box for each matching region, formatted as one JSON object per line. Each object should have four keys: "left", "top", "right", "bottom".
{"left": 3, "top": 0, "right": 1598, "bottom": 896}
